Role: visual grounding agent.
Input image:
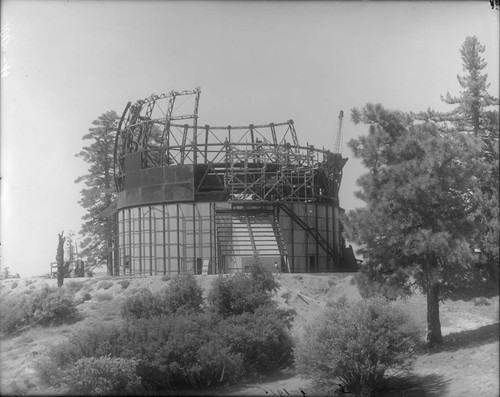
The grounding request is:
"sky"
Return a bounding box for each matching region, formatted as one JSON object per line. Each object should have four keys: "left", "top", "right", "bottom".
{"left": 1, "top": 1, "right": 499, "bottom": 277}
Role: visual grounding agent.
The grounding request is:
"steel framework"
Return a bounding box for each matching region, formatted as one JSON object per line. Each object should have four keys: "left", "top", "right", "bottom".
{"left": 112, "top": 88, "right": 357, "bottom": 275}
{"left": 114, "top": 89, "right": 346, "bottom": 205}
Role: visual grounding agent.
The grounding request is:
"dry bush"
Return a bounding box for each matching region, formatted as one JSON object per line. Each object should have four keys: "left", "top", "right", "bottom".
{"left": 295, "top": 296, "right": 422, "bottom": 397}
{"left": 118, "top": 280, "right": 130, "bottom": 290}
{"left": 94, "top": 292, "right": 114, "bottom": 302}
{"left": 0, "top": 284, "right": 78, "bottom": 335}
{"left": 39, "top": 268, "right": 294, "bottom": 393}
{"left": 121, "top": 274, "right": 203, "bottom": 320}
{"left": 97, "top": 280, "right": 113, "bottom": 290}
{"left": 61, "top": 356, "right": 141, "bottom": 395}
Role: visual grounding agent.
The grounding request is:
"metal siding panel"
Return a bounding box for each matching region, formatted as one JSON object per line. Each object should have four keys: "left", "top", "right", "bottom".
{"left": 142, "top": 167, "right": 164, "bottom": 186}
{"left": 126, "top": 170, "right": 141, "bottom": 189}
{"left": 125, "top": 188, "right": 141, "bottom": 207}
{"left": 124, "top": 152, "right": 142, "bottom": 172}
{"left": 163, "top": 183, "right": 194, "bottom": 202}
{"left": 142, "top": 184, "right": 165, "bottom": 203}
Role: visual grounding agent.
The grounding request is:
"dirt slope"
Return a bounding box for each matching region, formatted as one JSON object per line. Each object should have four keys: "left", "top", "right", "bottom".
{"left": 0, "top": 274, "right": 498, "bottom": 396}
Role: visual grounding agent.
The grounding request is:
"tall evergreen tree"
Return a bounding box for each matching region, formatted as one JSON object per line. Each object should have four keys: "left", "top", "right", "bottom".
{"left": 75, "top": 111, "right": 119, "bottom": 275}
{"left": 441, "top": 36, "right": 498, "bottom": 138}
{"left": 421, "top": 36, "right": 499, "bottom": 280}
{"left": 347, "top": 104, "right": 483, "bottom": 346}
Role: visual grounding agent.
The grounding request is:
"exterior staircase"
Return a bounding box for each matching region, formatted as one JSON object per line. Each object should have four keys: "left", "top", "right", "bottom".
{"left": 215, "top": 207, "right": 288, "bottom": 272}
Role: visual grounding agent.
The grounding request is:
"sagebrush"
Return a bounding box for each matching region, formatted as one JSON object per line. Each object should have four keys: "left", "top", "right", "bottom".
{"left": 295, "top": 296, "right": 422, "bottom": 397}
{"left": 40, "top": 267, "right": 294, "bottom": 393}
{"left": 61, "top": 356, "right": 141, "bottom": 395}
{"left": 121, "top": 273, "right": 203, "bottom": 320}
{"left": 208, "top": 262, "right": 278, "bottom": 317}
{"left": 0, "top": 284, "right": 78, "bottom": 335}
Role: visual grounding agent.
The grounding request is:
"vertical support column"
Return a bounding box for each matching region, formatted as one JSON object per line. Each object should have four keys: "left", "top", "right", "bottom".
{"left": 210, "top": 203, "right": 214, "bottom": 274}
{"left": 325, "top": 204, "right": 331, "bottom": 270}
{"left": 290, "top": 204, "right": 295, "bottom": 272}
{"left": 193, "top": 203, "right": 197, "bottom": 274}
{"left": 138, "top": 208, "right": 142, "bottom": 275}
{"left": 121, "top": 210, "right": 127, "bottom": 276}
{"left": 315, "top": 203, "right": 319, "bottom": 272}
{"left": 333, "top": 204, "right": 340, "bottom": 271}
{"left": 305, "top": 204, "right": 310, "bottom": 273}
{"left": 128, "top": 209, "right": 133, "bottom": 275}
{"left": 164, "top": 121, "right": 171, "bottom": 165}
{"left": 177, "top": 204, "right": 181, "bottom": 274}
{"left": 163, "top": 205, "right": 167, "bottom": 275}
{"left": 149, "top": 206, "right": 153, "bottom": 276}
{"left": 113, "top": 211, "right": 119, "bottom": 276}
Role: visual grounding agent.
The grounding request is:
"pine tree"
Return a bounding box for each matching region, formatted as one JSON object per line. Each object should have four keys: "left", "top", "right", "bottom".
{"left": 441, "top": 36, "right": 498, "bottom": 138}
{"left": 347, "top": 104, "right": 483, "bottom": 346}
{"left": 426, "top": 36, "right": 499, "bottom": 280}
{"left": 75, "top": 111, "right": 119, "bottom": 275}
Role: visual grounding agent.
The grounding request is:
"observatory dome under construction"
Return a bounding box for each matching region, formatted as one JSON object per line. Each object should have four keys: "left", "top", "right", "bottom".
{"left": 112, "top": 88, "right": 358, "bottom": 275}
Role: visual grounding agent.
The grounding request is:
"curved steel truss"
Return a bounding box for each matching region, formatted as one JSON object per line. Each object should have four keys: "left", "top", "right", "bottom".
{"left": 114, "top": 88, "right": 347, "bottom": 204}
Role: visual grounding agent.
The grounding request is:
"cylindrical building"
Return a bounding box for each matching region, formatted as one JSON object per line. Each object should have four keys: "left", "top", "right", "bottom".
{"left": 113, "top": 88, "right": 357, "bottom": 275}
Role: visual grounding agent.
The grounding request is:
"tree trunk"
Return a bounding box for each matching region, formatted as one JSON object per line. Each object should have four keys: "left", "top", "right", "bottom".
{"left": 56, "top": 232, "right": 66, "bottom": 288}
{"left": 426, "top": 280, "right": 443, "bottom": 347}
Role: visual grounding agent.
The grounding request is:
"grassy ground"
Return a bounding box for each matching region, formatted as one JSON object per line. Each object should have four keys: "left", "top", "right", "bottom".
{"left": 0, "top": 273, "right": 498, "bottom": 396}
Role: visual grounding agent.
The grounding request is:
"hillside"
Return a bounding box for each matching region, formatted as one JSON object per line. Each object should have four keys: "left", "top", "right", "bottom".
{"left": 0, "top": 273, "right": 498, "bottom": 396}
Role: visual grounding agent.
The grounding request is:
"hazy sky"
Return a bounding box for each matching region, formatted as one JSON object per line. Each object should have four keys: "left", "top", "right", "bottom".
{"left": 1, "top": 1, "right": 499, "bottom": 277}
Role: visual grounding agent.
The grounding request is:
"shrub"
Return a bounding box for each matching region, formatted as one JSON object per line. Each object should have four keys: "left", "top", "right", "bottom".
{"left": 123, "top": 312, "right": 243, "bottom": 390}
{"left": 94, "top": 292, "right": 113, "bottom": 302}
{"left": 65, "top": 281, "right": 85, "bottom": 294}
{"left": 249, "top": 261, "right": 279, "bottom": 293}
{"left": 36, "top": 323, "right": 126, "bottom": 388}
{"left": 41, "top": 314, "right": 242, "bottom": 391}
{"left": 0, "top": 284, "right": 78, "bottom": 335}
{"left": 19, "top": 285, "right": 78, "bottom": 326}
{"left": 82, "top": 292, "right": 92, "bottom": 302}
{"left": 39, "top": 268, "right": 292, "bottom": 393}
{"left": 0, "top": 296, "right": 24, "bottom": 334}
{"left": 162, "top": 273, "right": 203, "bottom": 314}
{"left": 61, "top": 356, "right": 141, "bottom": 395}
{"left": 208, "top": 272, "right": 276, "bottom": 317}
{"left": 295, "top": 296, "right": 421, "bottom": 397}
{"left": 216, "top": 305, "right": 295, "bottom": 374}
{"left": 121, "top": 288, "right": 164, "bottom": 320}
{"left": 118, "top": 280, "right": 130, "bottom": 290}
{"left": 97, "top": 280, "right": 113, "bottom": 290}
{"left": 121, "top": 274, "right": 203, "bottom": 320}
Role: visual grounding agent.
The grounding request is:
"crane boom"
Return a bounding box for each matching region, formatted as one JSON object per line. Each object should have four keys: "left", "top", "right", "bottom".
{"left": 334, "top": 110, "right": 344, "bottom": 154}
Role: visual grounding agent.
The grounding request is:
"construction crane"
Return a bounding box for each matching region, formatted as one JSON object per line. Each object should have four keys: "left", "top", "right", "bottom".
{"left": 334, "top": 110, "right": 344, "bottom": 154}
